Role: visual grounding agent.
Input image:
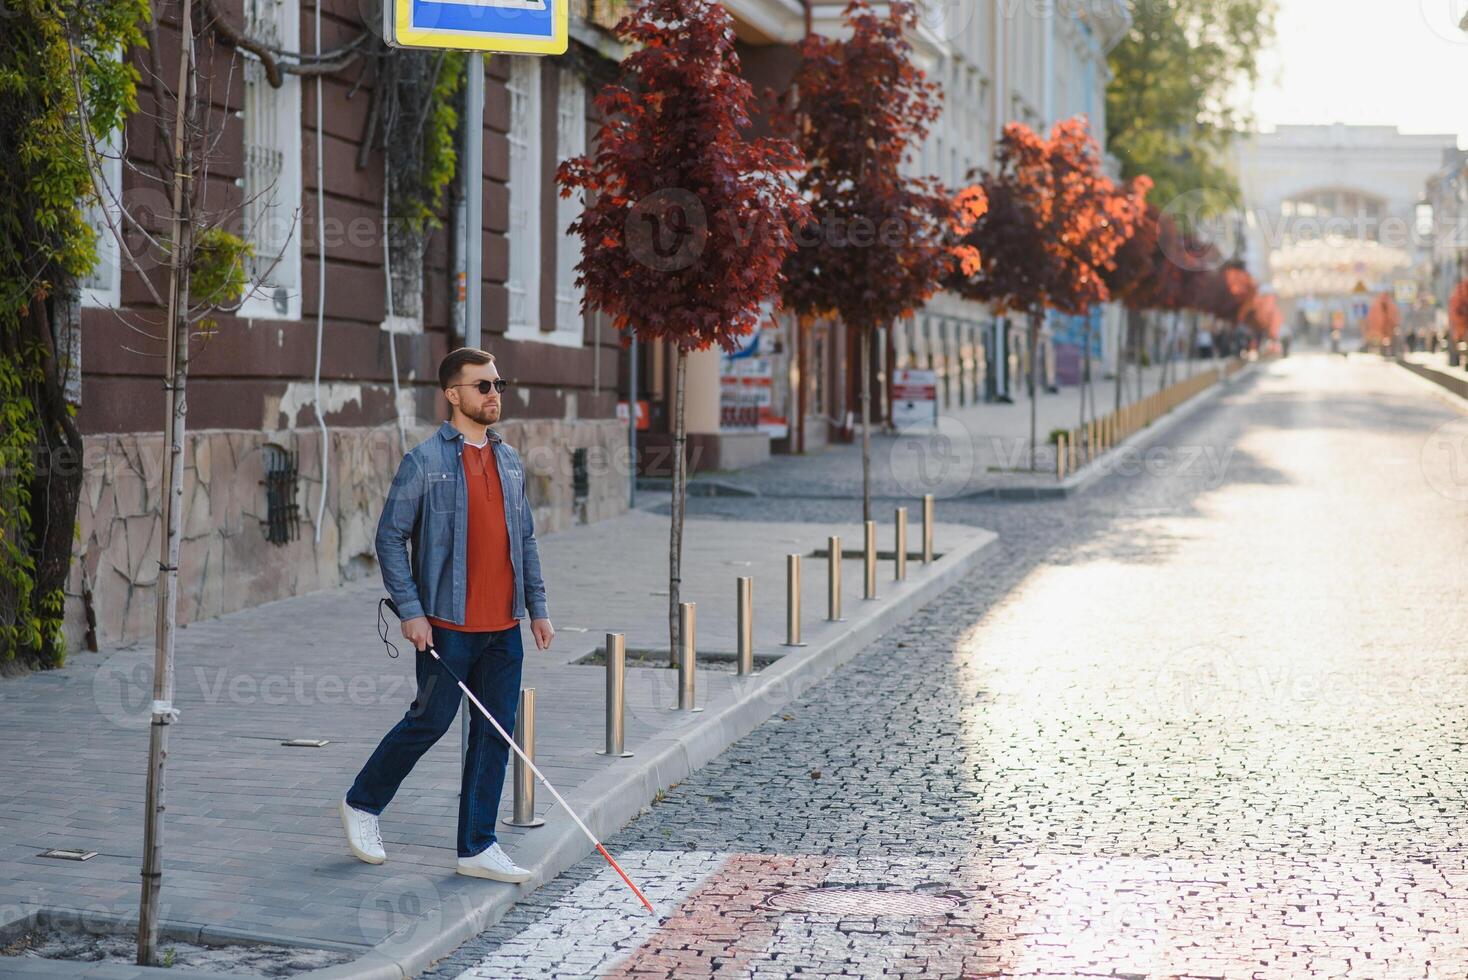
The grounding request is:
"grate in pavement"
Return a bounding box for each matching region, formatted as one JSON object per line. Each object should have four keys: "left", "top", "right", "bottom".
{"left": 765, "top": 887, "right": 959, "bottom": 918}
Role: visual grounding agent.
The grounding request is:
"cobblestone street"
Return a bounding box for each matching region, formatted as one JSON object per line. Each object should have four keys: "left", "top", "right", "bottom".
{"left": 423, "top": 355, "right": 1468, "bottom": 979}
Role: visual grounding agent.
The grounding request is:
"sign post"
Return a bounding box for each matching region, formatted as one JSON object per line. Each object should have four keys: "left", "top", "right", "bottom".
{"left": 384, "top": 0, "right": 568, "bottom": 763}
{"left": 385, "top": 0, "right": 569, "bottom": 349}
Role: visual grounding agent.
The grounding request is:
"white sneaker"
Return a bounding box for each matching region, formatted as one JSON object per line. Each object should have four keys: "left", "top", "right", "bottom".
{"left": 340, "top": 799, "right": 386, "bottom": 865}
{"left": 456, "top": 843, "right": 531, "bottom": 883}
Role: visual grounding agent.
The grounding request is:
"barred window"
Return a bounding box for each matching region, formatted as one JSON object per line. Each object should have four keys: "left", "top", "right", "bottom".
{"left": 553, "top": 67, "right": 586, "bottom": 341}
{"left": 505, "top": 57, "right": 542, "bottom": 336}
{"left": 239, "top": 0, "right": 302, "bottom": 320}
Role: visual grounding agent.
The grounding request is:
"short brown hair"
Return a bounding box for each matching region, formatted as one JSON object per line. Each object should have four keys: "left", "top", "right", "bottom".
{"left": 439, "top": 348, "right": 496, "bottom": 390}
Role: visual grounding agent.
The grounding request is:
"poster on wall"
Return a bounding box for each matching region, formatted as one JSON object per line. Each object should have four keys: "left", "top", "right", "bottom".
{"left": 892, "top": 368, "right": 938, "bottom": 432}
{"left": 721, "top": 319, "right": 789, "bottom": 438}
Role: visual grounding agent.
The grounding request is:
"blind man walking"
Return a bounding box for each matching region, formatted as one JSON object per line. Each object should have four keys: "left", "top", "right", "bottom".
{"left": 341, "top": 348, "right": 554, "bottom": 883}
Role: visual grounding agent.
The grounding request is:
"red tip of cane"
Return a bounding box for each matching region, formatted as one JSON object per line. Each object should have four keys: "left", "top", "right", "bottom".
{"left": 595, "top": 843, "right": 657, "bottom": 916}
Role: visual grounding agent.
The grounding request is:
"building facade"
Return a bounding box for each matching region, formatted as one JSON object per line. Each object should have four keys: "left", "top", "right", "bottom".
{"left": 70, "top": 0, "right": 626, "bottom": 650}
{"left": 1234, "top": 124, "right": 1457, "bottom": 334}
{"left": 69, "top": 0, "right": 1131, "bottom": 651}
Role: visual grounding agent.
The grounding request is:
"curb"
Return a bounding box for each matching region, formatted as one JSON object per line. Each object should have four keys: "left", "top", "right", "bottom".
{"left": 1034, "top": 362, "right": 1256, "bottom": 499}
{"left": 1394, "top": 357, "right": 1468, "bottom": 414}
{"left": 3, "top": 528, "right": 997, "bottom": 980}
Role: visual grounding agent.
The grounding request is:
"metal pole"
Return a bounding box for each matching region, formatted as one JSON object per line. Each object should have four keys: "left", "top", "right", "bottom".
{"left": 921, "top": 495, "right": 934, "bottom": 564}
{"left": 784, "top": 554, "right": 805, "bottom": 647}
{"left": 894, "top": 507, "right": 908, "bottom": 581}
{"left": 677, "top": 602, "right": 699, "bottom": 711}
{"left": 864, "top": 520, "right": 877, "bottom": 600}
{"left": 506, "top": 688, "right": 545, "bottom": 827}
{"left": 827, "top": 536, "right": 843, "bottom": 621}
{"left": 457, "top": 52, "right": 485, "bottom": 776}
{"left": 598, "top": 634, "right": 633, "bottom": 757}
{"left": 464, "top": 53, "right": 484, "bottom": 350}
{"left": 736, "top": 577, "right": 754, "bottom": 675}
{"left": 628, "top": 335, "right": 638, "bottom": 508}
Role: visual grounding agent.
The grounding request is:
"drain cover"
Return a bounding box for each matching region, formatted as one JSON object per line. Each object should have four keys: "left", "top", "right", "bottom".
{"left": 766, "top": 888, "right": 959, "bottom": 917}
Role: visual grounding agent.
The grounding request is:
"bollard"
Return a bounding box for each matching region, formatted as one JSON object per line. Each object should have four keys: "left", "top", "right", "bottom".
{"left": 1056, "top": 432, "right": 1066, "bottom": 481}
{"left": 784, "top": 554, "right": 806, "bottom": 647}
{"left": 864, "top": 520, "right": 878, "bottom": 600}
{"left": 921, "top": 495, "right": 934, "bottom": 564}
{"left": 827, "top": 536, "right": 843, "bottom": 621}
{"left": 1069, "top": 429, "right": 1078, "bottom": 473}
{"left": 894, "top": 507, "right": 908, "bottom": 581}
{"left": 736, "top": 577, "right": 754, "bottom": 675}
{"left": 677, "top": 602, "right": 700, "bottom": 711}
{"left": 597, "top": 634, "right": 633, "bottom": 758}
{"left": 507, "top": 688, "right": 545, "bottom": 827}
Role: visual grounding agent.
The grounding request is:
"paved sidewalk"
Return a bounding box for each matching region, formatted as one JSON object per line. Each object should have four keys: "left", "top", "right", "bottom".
{"left": 0, "top": 509, "right": 994, "bottom": 978}
{"left": 682, "top": 358, "right": 1225, "bottom": 500}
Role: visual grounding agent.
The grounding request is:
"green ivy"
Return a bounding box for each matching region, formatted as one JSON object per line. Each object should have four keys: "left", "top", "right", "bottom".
{"left": 0, "top": 0, "right": 148, "bottom": 665}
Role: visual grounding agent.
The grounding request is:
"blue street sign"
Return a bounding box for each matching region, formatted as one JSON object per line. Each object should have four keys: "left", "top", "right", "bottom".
{"left": 386, "top": 0, "right": 569, "bottom": 55}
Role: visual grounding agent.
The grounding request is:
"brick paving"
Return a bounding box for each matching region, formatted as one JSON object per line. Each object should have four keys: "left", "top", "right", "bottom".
{"left": 0, "top": 512, "right": 988, "bottom": 961}
{"left": 424, "top": 355, "right": 1468, "bottom": 979}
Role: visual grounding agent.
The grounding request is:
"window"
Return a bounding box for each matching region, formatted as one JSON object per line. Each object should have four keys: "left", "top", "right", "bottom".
{"left": 81, "top": 126, "right": 123, "bottom": 308}
{"left": 506, "top": 57, "right": 542, "bottom": 337}
{"left": 552, "top": 67, "right": 586, "bottom": 342}
{"left": 239, "top": 0, "right": 302, "bottom": 320}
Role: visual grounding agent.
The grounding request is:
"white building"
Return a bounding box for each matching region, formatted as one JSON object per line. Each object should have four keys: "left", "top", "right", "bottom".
{"left": 1234, "top": 124, "right": 1458, "bottom": 333}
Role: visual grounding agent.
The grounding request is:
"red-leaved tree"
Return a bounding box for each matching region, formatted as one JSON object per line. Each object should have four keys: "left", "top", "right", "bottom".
{"left": 779, "top": 0, "right": 985, "bottom": 520}
{"left": 1450, "top": 279, "right": 1468, "bottom": 352}
{"left": 1103, "top": 197, "right": 1159, "bottom": 412}
{"left": 1364, "top": 292, "right": 1401, "bottom": 350}
{"left": 558, "top": 0, "right": 809, "bottom": 664}
{"left": 955, "top": 117, "right": 1132, "bottom": 468}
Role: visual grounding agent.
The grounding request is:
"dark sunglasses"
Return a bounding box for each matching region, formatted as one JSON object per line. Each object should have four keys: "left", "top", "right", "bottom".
{"left": 450, "top": 379, "right": 508, "bottom": 395}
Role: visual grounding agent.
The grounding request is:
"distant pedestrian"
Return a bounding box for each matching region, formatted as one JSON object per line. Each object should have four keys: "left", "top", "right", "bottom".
{"left": 340, "top": 347, "right": 554, "bottom": 883}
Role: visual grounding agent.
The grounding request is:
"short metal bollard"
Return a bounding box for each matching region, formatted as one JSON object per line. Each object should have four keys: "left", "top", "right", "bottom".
{"left": 784, "top": 554, "right": 806, "bottom": 647}
{"left": 863, "top": 520, "right": 878, "bottom": 600}
{"left": 507, "top": 688, "right": 545, "bottom": 827}
{"left": 597, "top": 634, "right": 633, "bottom": 758}
{"left": 677, "top": 602, "right": 700, "bottom": 711}
{"left": 894, "top": 507, "right": 908, "bottom": 581}
{"left": 922, "top": 495, "right": 934, "bottom": 564}
{"left": 736, "top": 577, "right": 754, "bottom": 675}
{"left": 827, "top": 536, "right": 843, "bottom": 621}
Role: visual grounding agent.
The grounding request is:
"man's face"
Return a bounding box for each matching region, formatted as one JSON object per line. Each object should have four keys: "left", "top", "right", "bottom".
{"left": 446, "top": 361, "right": 503, "bottom": 426}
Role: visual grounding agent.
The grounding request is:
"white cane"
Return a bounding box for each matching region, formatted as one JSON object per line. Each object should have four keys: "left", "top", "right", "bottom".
{"left": 383, "top": 598, "right": 656, "bottom": 916}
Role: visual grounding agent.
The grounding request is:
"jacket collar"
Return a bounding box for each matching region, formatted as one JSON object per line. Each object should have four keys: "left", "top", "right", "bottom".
{"left": 437, "top": 421, "right": 503, "bottom": 445}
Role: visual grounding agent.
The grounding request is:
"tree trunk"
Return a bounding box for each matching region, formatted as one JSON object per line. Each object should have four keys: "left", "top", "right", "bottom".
{"left": 667, "top": 347, "right": 687, "bottom": 670}
{"left": 860, "top": 328, "right": 872, "bottom": 524}
{"left": 1113, "top": 311, "right": 1126, "bottom": 414}
{"left": 1028, "top": 310, "right": 1041, "bottom": 471}
{"left": 1081, "top": 318, "right": 1092, "bottom": 440}
{"left": 21, "top": 291, "right": 84, "bottom": 669}
{"left": 138, "top": 0, "right": 193, "bottom": 964}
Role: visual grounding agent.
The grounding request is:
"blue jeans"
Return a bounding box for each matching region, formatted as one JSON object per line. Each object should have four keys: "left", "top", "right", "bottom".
{"left": 346, "top": 623, "right": 523, "bottom": 858}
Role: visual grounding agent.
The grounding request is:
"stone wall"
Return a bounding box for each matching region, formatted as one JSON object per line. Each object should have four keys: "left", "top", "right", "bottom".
{"left": 65, "top": 419, "right": 629, "bottom": 652}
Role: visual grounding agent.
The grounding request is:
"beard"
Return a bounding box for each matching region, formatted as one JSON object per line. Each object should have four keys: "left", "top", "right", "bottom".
{"left": 466, "top": 401, "right": 501, "bottom": 426}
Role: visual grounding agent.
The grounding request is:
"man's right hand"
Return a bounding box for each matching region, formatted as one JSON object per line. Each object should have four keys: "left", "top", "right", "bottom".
{"left": 401, "top": 616, "right": 433, "bottom": 652}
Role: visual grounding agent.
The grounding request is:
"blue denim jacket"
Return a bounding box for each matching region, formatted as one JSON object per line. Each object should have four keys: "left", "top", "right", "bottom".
{"left": 376, "top": 422, "right": 549, "bottom": 626}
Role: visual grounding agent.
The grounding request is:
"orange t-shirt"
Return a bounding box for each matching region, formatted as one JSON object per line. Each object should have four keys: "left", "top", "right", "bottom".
{"left": 428, "top": 441, "right": 519, "bottom": 632}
